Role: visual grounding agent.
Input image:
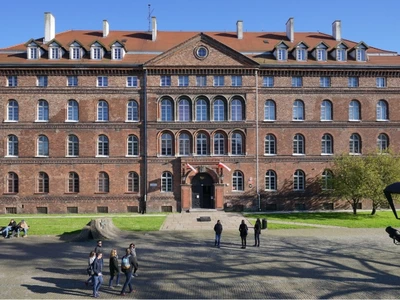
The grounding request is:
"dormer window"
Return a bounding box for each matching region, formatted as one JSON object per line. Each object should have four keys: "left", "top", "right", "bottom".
{"left": 356, "top": 47, "right": 366, "bottom": 62}
{"left": 49, "top": 44, "right": 62, "bottom": 60}
{"left": 316, "top": 49, "right": 326, "bottom": 61}
{"left": 69, "top": 42, "right": 84, "bottom": 60}
{"left": 111, "top": 43, "right": 125, "bottom": 60}
{"left": 277, "top": 48, "right": 287, "bottom": 61}
{"left": 113, "top": 48, "right": 122, "bottom": 60}
{"left": 296, "top": 48, "right": 307, "bottom": 61}
{"left": 26, "top": 40, "right": 42, "bottom": 60}
{"left": 30, "top": 48, "right": 38, "bottom": 59}
{"left": 91, "top": 43, "right": 104, "bottom": 60}
{"left": 337, "top": 49, "right": 346, "bottom": 61}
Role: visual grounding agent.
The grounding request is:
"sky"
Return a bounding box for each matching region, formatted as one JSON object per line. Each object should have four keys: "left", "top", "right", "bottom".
{"left": 0, "top": 0, "right": 399, "bottom": 52}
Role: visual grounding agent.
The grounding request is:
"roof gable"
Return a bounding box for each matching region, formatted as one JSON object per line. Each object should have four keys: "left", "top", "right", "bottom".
{"left": 144, "top": 33, "right": 258, "bottom": 67}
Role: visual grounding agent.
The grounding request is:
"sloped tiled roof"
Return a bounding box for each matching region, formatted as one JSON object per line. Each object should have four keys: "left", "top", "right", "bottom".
{"left": 0, "top": 30, "right": 399, "bottom": 66}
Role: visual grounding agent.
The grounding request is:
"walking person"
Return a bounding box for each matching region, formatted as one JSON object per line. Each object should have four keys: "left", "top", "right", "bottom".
{"left": 239, "top": 220, "right": 248, "bottom": 249}
{"left": 85, "top": 251, "right": 96, "bottom": 287}
{"left": 92, "top": 252, "right": 104, "bottom": 298}
{"left": 213, "top": 220, "right": 223, "bottom": 248}
{"left": 120, "top": 248, "right": 134, "bottom": 296}
{"left": 94, "top": 240, "right": 104, "bottom": 268}
{"left": 254, "top": 218, "right": 261, "bottom": 247}
{"left": 109, "top": 249, "right": 120, "bottom": 288}
{"left": 129, "top": 243, "right": 139, "bottom": 277}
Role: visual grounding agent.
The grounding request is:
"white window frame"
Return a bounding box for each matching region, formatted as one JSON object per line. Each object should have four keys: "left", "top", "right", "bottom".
{"left": 127, "top": 76, "right": 138, "bottom": 88}
{"left": 36, "top": 100, "right": 49, "bottom": 122}
{"left": 316, "top": 49, "right": 326, "bottom": 61}
{"left": 296, "top": 48, "right": 307, "bottom": 61}
{"left": 231, "top": 75, "right": 242, "bottom": 87}
{"left": 376, "top": 77, "right": 386, "bottom": 88}
{"left": 160, "top": 75, "right": 171, "bottom": 87}
{"left": 50, "top": 47, "right": 60, "bottom": 60}
{"left": 28, "top": 47, "right": 38, "bottom": 60}
{"left": 348, "top": 77, "right": 359, "bottom": 88}
{"left": 91, "top": 47, "right": 103, "bottom": 60}
{"left": 178, "top": 75, "right": 189, "bottom": 87}
{"left": 320, "top": 77, "right": 331, "bottom": 88}
{"left": 113, "top": 47, "right": 123, "bottom": 60}
{"left": 71, "top": 47, "right": 81, "bottom": 60}
{"left": 277, "top": 48, "right": 287, "bottom": 61}
{"left": 196, "top": 75, "right": 207, "bottom": 87}
{"left": 263, "top": 76, "right": 274, "bottom": 87}
{"left": 337, "top": 49, "right": 346, "bottom": 62}
{"left": 7, "top": 76, "right": 17, "bottom": 87}
{"left": 213, "top": 76, "right": 224, "bottom": 87}
{"left": 97, "top": 76, "right": 108, "bottom": 87}
{"left": 67, "top": 76, "right": 78, "bottom": 87}
{"left": 356, "top": 48, "right": 366, "bottom": 62}
{"left": 37, "top": 76, "right": 48, "bottom": 87}
{"left": 292, "top": 76, "right": 302, "bottom": 87}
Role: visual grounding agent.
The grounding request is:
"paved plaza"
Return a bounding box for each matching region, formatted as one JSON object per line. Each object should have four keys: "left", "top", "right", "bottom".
{"left": 0, "top": 217, "right": 400, "bottom": 299}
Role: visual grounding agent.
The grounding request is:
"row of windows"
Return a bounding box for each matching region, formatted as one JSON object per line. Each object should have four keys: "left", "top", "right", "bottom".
{"left": 5, "top": 171, "right": 139, "bottom": 194}
{"left": 4, "top": 131, "right": 389, "bottom": 158}
{"left": 5, "top": 134, "right": 139, "bottom": 157}
{"left": 6, "top": 75, "right": 138, "bottom": 88}
{"left": 5, "top": 75, "right": 388, "bottom": 88}
{"left": 5, "top": 99, "right": 139, "bottom": 122}
{"left": 5, "top": 169, "right": 331, "bottom": 194}
{"left": 264, "top": 99, "right": 389, "bottom": 122}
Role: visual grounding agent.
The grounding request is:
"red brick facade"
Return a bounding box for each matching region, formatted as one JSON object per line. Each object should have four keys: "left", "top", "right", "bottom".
{"left": 0, "top": 15, "right": 399, "bottom": 213}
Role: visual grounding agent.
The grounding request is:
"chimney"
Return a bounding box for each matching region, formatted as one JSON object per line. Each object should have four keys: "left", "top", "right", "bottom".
{"left": 237, "top": 20, "right": 243, "bottom": 40}
{"left": 103, "top": 20, "right": 109, "bottom": 37}
{"left": 152, "top": 16, "right": 157, "bottom": 41}
{"left": 332, "top": 20, "right": 341, "bottom": 41}
{"left": 44, "top": 12, "right": 55, "bottom": 44}
{"left": 286, "top": 17, "right": 294, "bottom": 42}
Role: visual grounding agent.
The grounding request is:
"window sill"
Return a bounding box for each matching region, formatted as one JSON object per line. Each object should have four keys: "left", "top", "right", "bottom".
{"left": 292, "top": 154, "right": 305, "bottom": 156}
{"left": 348, "top": 120, "right": 361, "bottom": 122}
{"left": 320, "top": 120, "right": 332, "bottom": 122}
{"left": 64, "top": 192, "right": 79, "bottom": 194}
{"left": 35, "top": 120, "right": 49, "bottom": 123}
{"left": 376, "top": 119, "right": 389, "bottom": 122}
{"left": 264, "top": 154, "right": 277, "bottom": 156}
{"left": 94, "top": 192, "right": 109, "bottom": 194}
{"left": 95, "top": 120, "right": 109, "bottom": 122}
{"left": 36, "top": 155, "right": 49, "bottom": 158}
{"left": 321, "top": 153, "right": 333, "bottom": 156}
{"left": 65, "top": 120, "right": 78, "bottom": 123}
{"left": 5, "top": 155, "right": 18, "bottom": 158}
{"left": 125, "top": 155, "right": 139, "bottom": 158}
{"left": 263, "top": 120, "right": 276, "bottom": 122}
{"left": 4, "top": 120, "right": 18, "bottom": 123}
{"left": 292, "top": 120, "right": 304, "bottom": 122}
{"left": 96, "top": 155, "right": 109, "bottom": 158}
{"left": 125, "top": 120, "right": 139, "bottom": 123}
{"left": 264, "top": 189, "right": 277, "bottom": 192}
{"left": 65, "top": 155, "right": 79, "bottom": 158}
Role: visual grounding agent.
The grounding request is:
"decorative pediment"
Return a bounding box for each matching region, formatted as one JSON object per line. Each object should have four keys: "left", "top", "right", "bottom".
{"left": 69, "top": 40, "right": 87, "bottom": 51}
{"left": 144, "top": 33, "right": 258, "bottom": 67}
{"left": 110, "top": 40, "right": 126, "bottom": 50}
{"left": 293, "top": 41, "right": 309, "bottom": 50}
{"left": 313, "top": 42, "right": 329, "bottom": 50}
{"left": 351, "top": 41, "right": 369, "bottom": 51}
{"left": 274, "top": 41, "right": 289, "bottom": 49}
{"left": 90, "top": 40, "right": 108, "bottom": 50}
{"left": 24, "top": 39, "right": 42, "bottom": 48}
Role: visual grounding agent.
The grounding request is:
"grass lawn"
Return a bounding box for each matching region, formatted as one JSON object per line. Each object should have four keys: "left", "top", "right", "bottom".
{"left": 0, "top": 214, "right": 166, "bottom": 236}
{"left": 246, "top": 211, "right": 398, "bottom": 228}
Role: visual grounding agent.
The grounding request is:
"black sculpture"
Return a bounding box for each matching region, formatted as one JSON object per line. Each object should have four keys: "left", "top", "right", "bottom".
{"left": 384, "top": 182, "right": 400, "bottom": 244}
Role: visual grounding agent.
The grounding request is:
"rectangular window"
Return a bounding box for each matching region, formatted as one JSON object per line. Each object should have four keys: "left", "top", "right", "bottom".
{"left": 29, "top": 48, "right": 38, "bottom": 59}
{"left": 93, "top": 48, "right": 102, "bottom": 60}
{"left": 263, "top": 76, "right": 274, "bottom": 87}
{"left": 113, "top": 48, "right": 122, "bottom": 60}
{"left": 7, "top": 76, "right": 17, "bottom": 87}
{"left": 296, "top": 49, "right": 307, "bottom": 61}
{"left": 178, "top": 75, "right": 189, "bottom": 87}
{"left": 213, "top": 76, "right": 224, "bottom": 87}
{"left": 231, "top": 75, "right": 242, "bottom": 87}
{"left": 292, "top": 76, "right": 302, "bottom": 87}
{"left": 97, "top": 76, "right": 108, "bottom": 87}
{"left": 67, "top": 76, "right": 78, "bottom": 87}
{"left": 277, "top": 49, "right": 287, "bottom": 61}
{"left": 37, "top": 76, "right": 48, "bottom": 87}
{"left": 376, "top": 77, "right": 386, "bottom": 88}
{"left": 51, "top": 48, "right": 60, "bottom": 59}
{"left": 72, "top": 48, "right": 81, "bottom": 60}
{"left": 160, "top": 75, "right": 171, "bottom": 87}
{"left": 337, "top": 49, "right": 346, "bottom": 61}
{"left": 348, "top": 77, "right": 359, "bottom": 88}
{"left": 356, "top": 49, "right": 366, "bottom": 62}
{"left": 320, "top": 77, "right": 331, "bottom": 88}
{"left": 317, "top": 49, "right": 326, "bottom": 61}
{"left": 196, "top": 75, "right": 207, "bottom": 87}
{"left": 127, "top": 76, "right": 138, "bottom": 87}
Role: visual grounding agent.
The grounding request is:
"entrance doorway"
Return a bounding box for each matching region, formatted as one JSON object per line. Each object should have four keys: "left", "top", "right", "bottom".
{"left": 191, "top": 173, "right": 214, "bottom": 209}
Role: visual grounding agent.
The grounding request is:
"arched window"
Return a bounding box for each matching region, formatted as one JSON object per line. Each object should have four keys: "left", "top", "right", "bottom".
{"left": 98, "top": 172, "right": 109, "bottom": 193}
{"left": 97, "top": 135, "right": 109, "bottom": 156}
{"left": 67, "top": 100, "right": 79, "bottom": 121}
{"left": 161, "top": 132, "right": 173, "bottom": 156}
{"left": 232, "top": 170, "right": 244, "bottom": 191}
{"left": 377, "top": 133, "right": 389, "bottom": 152}
{"left": 7, "top": 135, "right": 18, "bottom": 157}
{"left": 127, "top": 100, "right": 139, "bottom": 121}
{"left": 231, "top": 132, "right": 244, "bottom": 155}
{"left": 178, "top": 133, "right": 191, "bottom": 156}
{"left": 196, "top": 133, "right": 208, "bottom": 155}
{"left": 161, "top": 99, "right": 173, "bottom": 121}
{"left": 293, "top": 100, "right": 304, "bottom": 121}
{"left": 178, "top": 98, "right": 191, "bottom": 121}
{"left": 349, "top": 133, "right": 361, "bottom": 154}
{"left": 293, "top": 169, "right": 305, "bottom": 191}
{"left": 349, "top": 100, "right": 361, "bottom": 121}
{"left": 38, "top": 172, "right": 49, "bottom": 193}
{"left": 7, "top": 172, "right": 19, "bottom": 193}
{"left": 161, "top": 171, "right": 173, "bottom": 192}
{"left": 127, "top": 135, "right": 139, "bottom": 156}
{"left": 37, "top": 135, "right": 49, "bottom": 156}
{"left": 264, "top": 134, "right": 276, "bottom": 155}
{"left": 265, "top": 170, "right": 277, "bottom": 191}
{"left": 321, "top": 134, "right": 333, "bottom": 155}
{"left": 127, "top": 171, "right": 139, "bottom": 192}
{"left": 321, "top": 100, "right": 332, "bottom": 121}
{"left": 196, "top": 98, "right": 209, "bottom": 121}
{"left": 97, "top": 100, "right": 109, "bottom": 121}
{"left": 67, "top": 135, "right": 79, "bottom": 157}
{"left": 321, "top": 169, "right": 333, "bottom": 190}
{"left": 264, "top": 100, "right": 276, "bottom": 121}
{"left": 293, "top": 134, "right": 305, "bottom": 155}
{"left": 68, "top": 172, "right": 79, "bottom": 193}
{"left": 213, "top": 99, "right": 226, "bottom": 121}
{"left": 37, "top": 100, "right": 49, "bottom": 121}
{"left": 231, "top": 99, "right": 243, "bottom": 121}
{"left": 7, "top": 100, "right": 19, "bottom": 121}
{"left": 376, "top": 100, "right": 388, "bottom": 121}
{"left": 214, "top": 133, "right": 226, "bottom": 155}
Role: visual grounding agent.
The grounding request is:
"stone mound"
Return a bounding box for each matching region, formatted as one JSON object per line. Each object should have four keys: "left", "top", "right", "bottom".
{"left": 71, "top": 218, "right": 121, "bottom": 241}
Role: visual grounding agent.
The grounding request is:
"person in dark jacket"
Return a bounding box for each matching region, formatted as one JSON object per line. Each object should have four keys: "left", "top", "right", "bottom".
{"left": 0, "top": 219, "right": 17, "bottom": 238}
{"left": 213, "top": 220, "right": 223, "bottom": 247}
{"left": 94, "top": 240, "right": 104, "bottom": 268}
{"left": 253, "top": 218, "right": 261, "bottom": 247}
{"left": 109, "top": 249, "right": 120, "bottom": 288}
{"left": 120, "top": 248, "right": 135, "bottom": 296}
{"left": 92, "top": 252, "right": 103, "bottom": 298}
{"left": 129, "top": 243, "right": 139, "bottom": 277}
{"left": 239, "top": 220, "right": 248, "bottom": 249}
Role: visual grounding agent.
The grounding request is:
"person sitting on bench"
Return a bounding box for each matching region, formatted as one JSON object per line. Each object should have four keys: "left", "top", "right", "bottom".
{"left": 0, "top": 219, "right": 17, "bottom": 238}
{"left": 16, "top": 220, "right": 29, "bottom": 238}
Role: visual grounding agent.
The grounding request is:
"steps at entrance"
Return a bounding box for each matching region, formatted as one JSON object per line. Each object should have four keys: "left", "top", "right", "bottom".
{"left": 160, "top": 211, "right": 253, "bottom": 231}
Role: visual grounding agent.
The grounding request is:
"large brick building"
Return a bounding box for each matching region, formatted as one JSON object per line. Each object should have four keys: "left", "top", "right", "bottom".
{"left": 1, "top": 13, "right": 400, "bottom": 214}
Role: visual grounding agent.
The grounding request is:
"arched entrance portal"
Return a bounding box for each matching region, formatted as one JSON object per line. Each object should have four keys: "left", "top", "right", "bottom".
{"left": 191, "top": 173, "right": 215, "bottom": 209}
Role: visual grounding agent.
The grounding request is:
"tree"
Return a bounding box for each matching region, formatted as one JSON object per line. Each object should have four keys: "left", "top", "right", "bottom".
{"left": 331, "top": 154, "right": 372, "bottom": 214}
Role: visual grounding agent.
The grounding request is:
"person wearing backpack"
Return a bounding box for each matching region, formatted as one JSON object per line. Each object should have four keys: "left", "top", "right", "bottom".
{"left": 85, "top": 251, "right": 96, "bottom": 287}
{"left": 120, "top": 248, "right": 134, "bottom": 296}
